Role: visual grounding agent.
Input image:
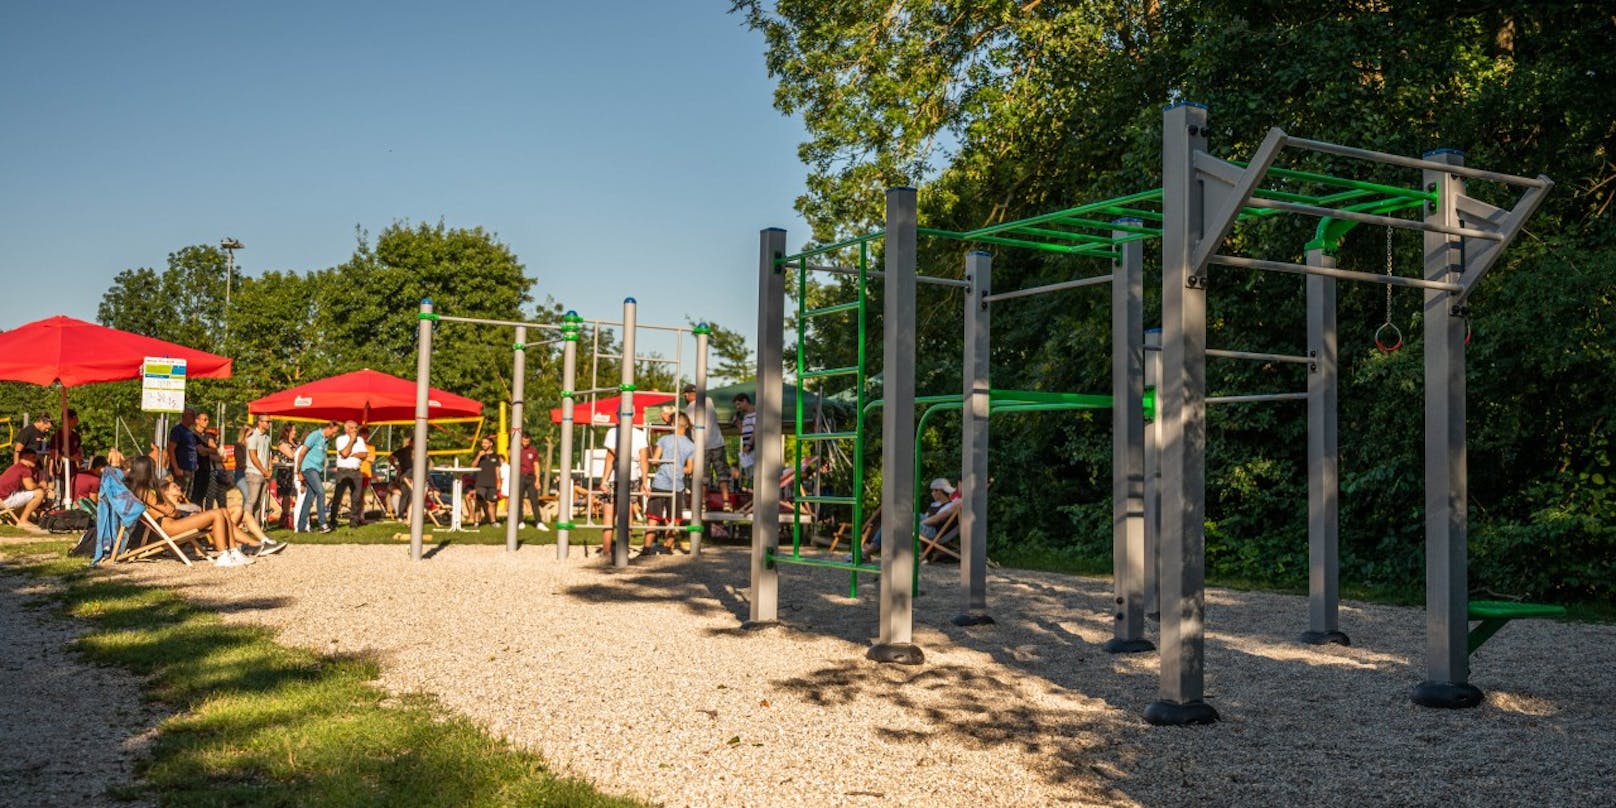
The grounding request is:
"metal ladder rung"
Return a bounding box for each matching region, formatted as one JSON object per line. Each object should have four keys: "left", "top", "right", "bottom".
{"left": 796, "top": 431, "right": 857, "bottom": 441}
{"left": 800, "top": 365, "right": 859, "bottom": 380}
{"left": 804, "top": 302, "right": 866, "bottom": 316}
{"left": 796, "top": 495, "right": 857, "bottom": 505}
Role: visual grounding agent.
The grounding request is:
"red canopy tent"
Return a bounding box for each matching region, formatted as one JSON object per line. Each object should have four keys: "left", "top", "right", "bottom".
{"left": 549, "top": 392, "right": 675, "bottom": 427}
{"left": 0, "top": 315, "right": 233, "bottom": 507}
{"left": 248, "top": 369, "right": 482, "bottom": 425}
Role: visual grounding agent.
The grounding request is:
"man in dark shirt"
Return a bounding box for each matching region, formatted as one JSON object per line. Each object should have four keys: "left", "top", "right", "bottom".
{"left": 167, "top": 408, "right": 199, "bottom": 491}
{"left": 191, "top": 412, "right": 221, "bottom": 507}
{"left": 390, "top": 436, "right": 414, "bottom": 521}
{"left": 14, "top": 414, "right": 53, "bottom": 472}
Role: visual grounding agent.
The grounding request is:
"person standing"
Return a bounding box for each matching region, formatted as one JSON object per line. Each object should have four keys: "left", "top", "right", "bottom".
{"left": 600, "top": 417, "right": 649, "bottom": 557}
{"left": 682, "top": 383, "right": 731, "bottom": 503}
{"left": 514, "top": 433, "right": 544, "bottom": 529}
{"left": 167, "top": 408, "right": 199, "bottom": 495}
{"left": 471, "top": 436, "right": 502, "bottom": 528}
{"left": 295, "top": 421, "right": 339, "bottom": 533}
{"left": 273, "top": 424, "right": 301, "bottom": 529}
{"left": 642, "top": 412, "right": 696, "bottom": 555}
{"left": 190, "top": 411, "right": 220, "bottom": 507}
{"left": 732, "top": 393, "right": 757, "bottom": 493}
{"left": 327, "top": 420, "right": 368, "bottom": 529}
{"left": 243, "top": 414, "right": 274, "bottom": 524}
{"left": 389, "top": 436, "right": 415, "bottom": 521}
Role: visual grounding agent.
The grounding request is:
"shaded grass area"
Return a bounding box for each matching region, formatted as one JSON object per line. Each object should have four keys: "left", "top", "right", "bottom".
{"left": 0, "top": 541, "right": 646, "bottom": 808}
{"left": 261, "top": 519, "right": 613, "bottom": 550}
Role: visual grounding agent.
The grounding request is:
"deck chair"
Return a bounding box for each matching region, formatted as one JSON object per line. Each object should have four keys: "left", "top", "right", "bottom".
{"left": 114, "top": 511, "right": 207, "bottom": 566}
{"left": 919, "top": 507, "right": 962, "bottom": 562}
{"left": 0, "top": 501, "right": 17, "bottom": 526}
{"left": 828, "top": 508, "right": 881, "bottom": 556}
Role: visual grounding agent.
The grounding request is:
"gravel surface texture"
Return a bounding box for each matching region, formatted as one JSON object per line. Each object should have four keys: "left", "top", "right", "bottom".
{"left": 0, "top": 561, "right": 161, "bottom": 808}
{"left": 111, "top": 543, "right": 1613, "bottom": 808}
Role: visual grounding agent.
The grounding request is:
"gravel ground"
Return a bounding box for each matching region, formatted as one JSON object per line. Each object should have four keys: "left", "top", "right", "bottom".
{"left": 0, "top": 561, "right": 162, "bottom": 808}
{"left": 108, "top": 543, "right": 1614, "bottom": 807}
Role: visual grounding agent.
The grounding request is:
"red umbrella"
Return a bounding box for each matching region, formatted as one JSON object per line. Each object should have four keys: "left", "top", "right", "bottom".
{"left": 248, "top": 369, "right": 482, "bottom": 425}
{"left": 549, "top": 392, "right": 675, "bottom": 426}
{"left": 0, "top": 315, "right": 232, "bottom": 386}
{"left": 0, "top": 315, "right": 232, "bottom": 508}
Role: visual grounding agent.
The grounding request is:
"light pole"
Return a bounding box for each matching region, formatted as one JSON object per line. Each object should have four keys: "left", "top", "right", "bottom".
{"left": 220, "top": 238, "right": 243, "bottom": 344}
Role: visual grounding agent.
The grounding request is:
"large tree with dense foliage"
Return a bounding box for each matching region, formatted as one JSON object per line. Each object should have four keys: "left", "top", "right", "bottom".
{"left": 734, "top": 0, "right": 1616, "bottom": 601}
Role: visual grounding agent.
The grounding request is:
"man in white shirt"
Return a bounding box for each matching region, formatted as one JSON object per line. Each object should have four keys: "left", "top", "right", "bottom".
{"left": 327, "top": 420, "right": 369, "bottom": 529}
{"left": 598, "top": 420, "right": 649, "bottom": 556}
{"left": 243, "top": 414, "right": 274, "bottom": 523}
{"left": 682, "top": 384, "right": 731, "bottom": 503}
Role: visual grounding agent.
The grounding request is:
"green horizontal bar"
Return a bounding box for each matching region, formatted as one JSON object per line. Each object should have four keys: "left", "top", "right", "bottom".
{"left": 1260, "top": 164, "right": 1436, "bottom": 202}
{"left": 767, "top": 552, "right": 881, "bottom": 574}
{"left": 798, "top": 495, "right": 857, "bottom": 505}
{"left": 1100, "top": 206, "right": 1164, "bottom": 222}
{"left": 804, "top": 301, "right": 861, "bottom": 317}
{"left": 1053, "top": 215, "right": 1162, "bottom": 236}
{"left": 777, "top": 232, "right": 887, "bottom": 265}
{"left": 959, "top": 188, "right": 1165, "bottom": 240}
{"left": 797, "top": 431, "right": 858, "bottom": 441}
{"left": 1002, "top": 225, "right": 1116, "bottom": 245}
{"left": 989, "top": 388, "right": 1113, "bottom": 407}
{"left": 801, "top": 365, "right": 859, "bottom": 380}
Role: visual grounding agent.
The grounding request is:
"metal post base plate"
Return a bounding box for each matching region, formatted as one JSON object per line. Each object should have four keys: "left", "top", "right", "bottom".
{"left": 1412, "top": 681, "right": 1484, "bottom": 709}
{"left": 867, "top": 642, "right": 925, "bottom": 665}
{"left": 1300, "top": 630, "right": 1352, "bottom": 646}
{"left": 951, "top": 613, "right": 996, "bottom": 627}
{"left": 740, "top": 620, "right": 779, "bottom": 632}
{"left": 1102, "top": 637, "right": 1156, "bottom": 654}
{"left": 1144, "top": 699, "right": 1221, "bottom": 726}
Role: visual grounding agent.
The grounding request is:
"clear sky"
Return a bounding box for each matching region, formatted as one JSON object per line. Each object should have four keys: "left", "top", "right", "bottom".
{"left": 0, "top": 1, "right": 811, "bottom": 364}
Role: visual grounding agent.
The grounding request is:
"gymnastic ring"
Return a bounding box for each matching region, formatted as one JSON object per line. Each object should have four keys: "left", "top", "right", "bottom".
{"left": 1375, "top": 322, "right": 1403, "bottom": 353}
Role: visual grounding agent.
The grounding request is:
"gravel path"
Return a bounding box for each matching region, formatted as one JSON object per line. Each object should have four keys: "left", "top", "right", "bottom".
{"left": 0, "top": 560, "right": 162, "bottom": 808}
{"left": 112, "top": 543, "right": 1614, "bottom": 807}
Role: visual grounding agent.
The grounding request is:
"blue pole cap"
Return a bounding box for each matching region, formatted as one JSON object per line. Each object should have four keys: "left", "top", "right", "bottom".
{"left": 421, "top": 297, "right": 433, "bottom": 306}
{"left": 624, "top": 297, "right": 637, "bottom": 304}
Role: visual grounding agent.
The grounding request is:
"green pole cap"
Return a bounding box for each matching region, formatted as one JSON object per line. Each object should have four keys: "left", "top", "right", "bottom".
{"left": 619, "top": 383, "right": 637, "bottom": 392}
{"left": 692, "top": 323, "right": 712, "bottom": 335}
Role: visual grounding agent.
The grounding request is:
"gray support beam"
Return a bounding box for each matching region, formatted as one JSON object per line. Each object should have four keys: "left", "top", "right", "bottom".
{"left": 408, "top": 299, "right": 434, "bottom": 561}
{"left": 557, "top": 313, "right": 579, "bottom": 559}
{"left": 1303, "top": 251, "right": 1348, "bottom": 645}
{"left": 1106, "top": 221, "right": 1153, "bottom": 653}
{"left": 955, "top": 251, "right": 994, "bottom": 627}
{"left": 1143, "top": 329, "right": 1161, "bottom": 620}
{"left": 1146, "top": 102, "right": 1219, "bottom": 725}
{"left": 870, "top": 187, "right": 923, "bottom": 665}
{"left": 1413, "top": 151, "right": 1482, "bottom": 708}
{"left": 691, "top": 326, "right": 710, "bottom": 555}
{"left": 746, "top": 229, "right": 787, "bottom": 628}
{"left": 505, "top": 325, "right": 526, "bottom": 553}
{"left": 612, "top": 298, "right": 636, "bottom": 568}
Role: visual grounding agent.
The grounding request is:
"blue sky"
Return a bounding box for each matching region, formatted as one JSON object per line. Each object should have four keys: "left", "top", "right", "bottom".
{"left": 0, "top": 1, "right": 811, "bottom": 363}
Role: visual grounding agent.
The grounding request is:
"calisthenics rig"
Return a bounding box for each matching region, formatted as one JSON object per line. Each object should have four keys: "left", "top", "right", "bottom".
{"left": 405, "top": 298, "right": 716, "bottom": 567}
{"left": 750, "top": 101, "right": 1550, "bottom": 725}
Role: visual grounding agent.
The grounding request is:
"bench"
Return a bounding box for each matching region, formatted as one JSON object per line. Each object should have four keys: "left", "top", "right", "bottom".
{"left": 1468, "top": 600, "right": 1566, "bottom": 654}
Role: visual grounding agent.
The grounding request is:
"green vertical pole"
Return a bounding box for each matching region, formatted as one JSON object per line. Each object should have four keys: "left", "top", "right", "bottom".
{"left": 793, "top": 257, "right": 807, "bottom": 558}
{"left": 850, "top": 241, "right": 870, "bottom": 597}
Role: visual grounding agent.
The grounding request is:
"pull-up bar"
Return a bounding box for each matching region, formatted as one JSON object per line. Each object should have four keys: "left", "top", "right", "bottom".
{"left": 1210, "top": 254, "right": 1465, "bottom": 292}
{"left": 1248, "top": 197, "right": 1507, "bottom": 241}
{"left": 1283, "top": 136, "right": 1552, "bottom": 188}
{"left": 803, "top": 263, "right": 971, "bottom": 288}
{"left": 983, "top": 273, "right": 1113, "bottom": 303}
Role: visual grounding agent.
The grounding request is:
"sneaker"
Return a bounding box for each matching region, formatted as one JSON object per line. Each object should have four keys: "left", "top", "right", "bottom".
{"left": 319, "top": 524, "right": 334, "bottom": 534}
{"left": 231, "top": 547, "right": 256, "bottom": 566}
{"left": 257, "top": 538, "right": 287, "bottom": 556}
{"left": 535, "top": 522, "right": 550, "bottom": 532}
{"left": 214, "top": 551, "right": 244, "bottom": 567}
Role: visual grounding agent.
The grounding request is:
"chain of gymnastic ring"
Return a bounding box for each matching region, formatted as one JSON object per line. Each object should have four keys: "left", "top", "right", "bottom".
{"left": 1375, "top": 225, "right": 1470, "bottom": 352}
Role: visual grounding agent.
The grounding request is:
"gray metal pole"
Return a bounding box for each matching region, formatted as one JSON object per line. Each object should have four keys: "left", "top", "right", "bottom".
{"left": 505, "top": 325, "right": 526, "bottom": 553}
{"left": 870, "top": 187, "right": 922, "bottom": 665}
{"left": 557, "top": 312, "right": 580, "bottom": 559}
{"left": 1143, "top": 328, "right": 1161, "bottom": 620}
{"left": 956, "top": 251, "right": 993, "bottom": 627}
{"left": 409, "top": 299, "right": 434, "bottom": 561}
{"left": 1147, "top": 102, "right": 1218, "bottom": 725}
{"left": 1303, "top": 249, "right": 1348, "bottom": 645}
{"left": 613, "top": 298, "right": 636, "bottom": 568}
{"left": 691, "top": 325, "right": 710, "bottom": 555}
{"left": 1413, "top": 150, "right": 1481, "bottom": 708}
{"left": 1107, "top": 221, "right": 1152, "bottom": 653}
{"left": 747, "top": 229, "right": 787, "bottom": 628}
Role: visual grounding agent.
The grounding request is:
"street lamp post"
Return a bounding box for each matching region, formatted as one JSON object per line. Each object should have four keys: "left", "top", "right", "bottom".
{"left": 220, "top": 238, "right": 243, "bottom": 345}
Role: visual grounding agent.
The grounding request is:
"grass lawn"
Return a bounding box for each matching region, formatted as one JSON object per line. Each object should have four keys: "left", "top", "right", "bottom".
{"left": 0, "top": 535, "right": 648, "bottom": 808}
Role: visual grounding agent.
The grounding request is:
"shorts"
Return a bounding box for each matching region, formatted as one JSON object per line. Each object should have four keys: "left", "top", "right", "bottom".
{"left": 474, "top": 485, "right": 499, "bottom": 501}
{"left": 595, "top": 478, "right": 640, "bottom": 504}
{"left": 3, "top": 490, "right": 36, "bottom": 510}
{"left": 705, "top": 447, "right": 731, "bottom": 484}
{"left": 647, "top": 487, "right": 686, "bottom": 522}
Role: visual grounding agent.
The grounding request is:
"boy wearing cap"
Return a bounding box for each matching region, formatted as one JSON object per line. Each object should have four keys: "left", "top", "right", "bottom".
{"left": 918, "top": 477, "right": 958, "bottom": 540}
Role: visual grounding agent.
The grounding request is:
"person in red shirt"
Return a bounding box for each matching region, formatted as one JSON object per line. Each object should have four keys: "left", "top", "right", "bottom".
{"left": 0, "top": 449, "right": 47, "bottom": 532}
{"left": 71, "top": 455, "right": 108, "bottom": 503}
{"left": 514, "top": 433, "right": 544, "bottom": 529}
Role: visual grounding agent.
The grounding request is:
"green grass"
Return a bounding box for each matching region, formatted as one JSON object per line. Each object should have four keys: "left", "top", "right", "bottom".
{"left": 0, "top": 540, "right": 647, "bottom": 808}
{"left": 261, "top": 517, "right": 615, "bottom": 550}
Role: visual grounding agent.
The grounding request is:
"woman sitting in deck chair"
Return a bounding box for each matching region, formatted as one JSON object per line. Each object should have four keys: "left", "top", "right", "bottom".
{"left": 125, "top": 456, "right": 263, "bottom": 567}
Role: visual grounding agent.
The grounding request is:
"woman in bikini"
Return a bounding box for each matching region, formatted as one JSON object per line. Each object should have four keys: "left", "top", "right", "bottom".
{"left": 125, "top": 455, "right": 255, "bottom": 567}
